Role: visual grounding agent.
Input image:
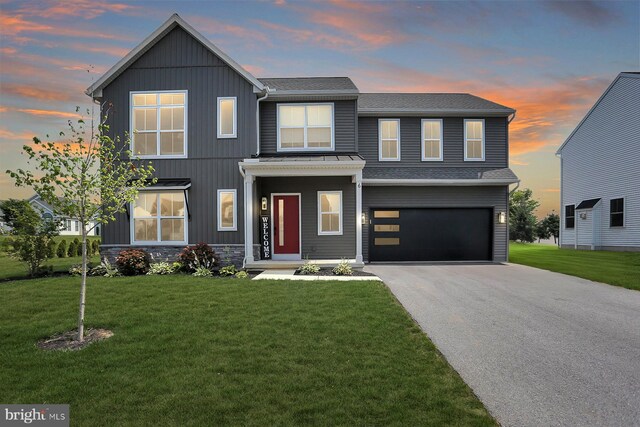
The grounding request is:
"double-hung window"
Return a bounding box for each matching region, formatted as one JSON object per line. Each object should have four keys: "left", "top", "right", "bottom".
{"left": 217, "top": 189, "right": 237, "bottom": 231}
{"left": 464, "top": 119, "right": 484, "bottom": 161}
{"left": 132, "top": 192, "right": 187, "bottom": 243}
{"left": 131, "top": 91, "right": 186, "bottom": 157}
{"left": 318, "top": 191, "right": 342, "bottom": 235}
{"left": 379, "top": 119, "right": 400, "bottom": 161}
{"left": 277, "top": 104, "right": 334, "bottom": 151}
{"left": 422, "top": 119, "right": 443, "bottom": 161}
{"left": 610, "top": 198, "right": 624, "bottom": 227}
{"left": 565, "top": 205, "right": 575, "bottom": 229}
{"left": 217, "top": 97, "right": 236, "bottom": 138}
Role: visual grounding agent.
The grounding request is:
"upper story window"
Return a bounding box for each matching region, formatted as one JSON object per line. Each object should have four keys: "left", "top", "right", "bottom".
{"left": 610, "top": 198, "right": 624, "bottom": 227}
{"left": 277, "top": 104, "right": 334, "bottom": 151}
{"left": 421, "top": 119, "right": 443, "bottom": 161}
{"left": 565, "top": 205, "right": 575, "bottom": 229}
{"left": 131, "top": 91, "right": 187, "bottom": 158}
{"left": 217, "top": 97, "right": 237, "bottom": 138}
{"left": 464, "top": 119, "right": 484, "bottom": 161}
{"left": 132, "top": 191, "right": 187, "bottom": 244}
{"left": 379, "top": 119, "right": 400, "bottom": 161}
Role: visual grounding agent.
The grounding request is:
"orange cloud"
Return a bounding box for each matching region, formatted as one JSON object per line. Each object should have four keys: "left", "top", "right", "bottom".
{"left": 67, "top": 42, "right": 131, "bottom": 58}
{"left": 542, "top": 188, "right": 561, "bottom": 193}
{"left": 0, "top": 128, "right": 35, "bottom": 141}
{"left": 187, "top": 16, "right": 270, "bottom": 45}
{"left": 256, "top": 20, "right": 355, "bottom": 50}
{"left": 16, "top": 109, "right": 82, "bottom": 119}
{"left": 1, "top": 83, "right": 76, "bottom": 102}
{"left": 18, "top": 0, "right": 136, "bottom": 20}
{"left": 243, "top": 64, "right": 265, "bottom": 76}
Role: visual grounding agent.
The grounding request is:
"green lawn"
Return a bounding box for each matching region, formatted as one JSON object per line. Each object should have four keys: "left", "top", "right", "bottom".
{"left": 0, "top": 253, "right": 100, "bottom": 281}
{"left": 0, "top": 276, "right": 495, "bottom": 426}
{"left": 509, "top": 242, "right": 640, "bottom": 291}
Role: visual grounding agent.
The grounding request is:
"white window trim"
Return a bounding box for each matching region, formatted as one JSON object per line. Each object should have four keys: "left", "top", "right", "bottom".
{"left": 421, "top": 119, "right": 444, "bottom": 161}
{"left": 464, "top": 118, "right": 485, "bottom": 161}
{"left": 217, "top": 96, "right": 237, "bottom": 139}
{"left": 609, "top": 196, "right": 625, "bottom": 228}
{"left": 378, "top": 118, "right": 401, "bottom": 161}
{"left": 129, "top": 90, "right": 188, "bottom": 159}
{"left": 217, "top": 189, "right": 237, "bottom": 231}
{"left": 130, "top": 191, "right": 188, "bottom": 246}
{"left": 276, "top": 103, "right": 335, "bottom": 152}
{"left": 317, "top": 191, "right": 343, "bottom": 236}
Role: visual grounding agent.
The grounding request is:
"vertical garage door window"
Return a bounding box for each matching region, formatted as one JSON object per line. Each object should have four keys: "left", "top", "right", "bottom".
{"left": 318, "top": 191, "right": 342, "bottom": 235}
{"left": 379, "top": 119, "right": 400, "bottom": 161}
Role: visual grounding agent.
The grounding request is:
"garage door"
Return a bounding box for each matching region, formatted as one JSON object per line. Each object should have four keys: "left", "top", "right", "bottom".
{"left": 369, "top": 208, "right": 493, "bottom": 262}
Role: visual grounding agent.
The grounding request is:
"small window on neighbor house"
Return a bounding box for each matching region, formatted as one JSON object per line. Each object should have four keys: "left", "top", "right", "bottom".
{"left": 565, "top": 205, "right": 575, "bottom": 229}
{"left": 610, "top": 198, "right": 624, "bottom": 227}
{"left": 217, "top": 97, "right": 237, "bottom": 138}
{"left": 217, "top": 190, "right": 237, "bottom": 231}
{"left": 422, "top": 119, "right": 443, "bottom": 161}
{"left": 464, "top": 119, "right": 484, "bottom": 161}
{"left": 131, "top": 91, "right": 186, "bottom": 157}
{"left": 379, "top": 119, "right": 400, "bottom": 161}
{"left": 318, "top": 191, "right": 342, "bottom": 235}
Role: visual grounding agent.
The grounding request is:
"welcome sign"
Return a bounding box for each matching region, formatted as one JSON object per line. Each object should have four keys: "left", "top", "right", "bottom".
{"left": 260, "top": 215, "right": 271, "bottom": 259}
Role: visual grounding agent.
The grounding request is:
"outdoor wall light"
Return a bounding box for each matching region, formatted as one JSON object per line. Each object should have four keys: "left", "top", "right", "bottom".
{"left": 498, "top": 211, "right": 506, "bottom": 224}
{"left": 361, "top": 213, "right": 367, "bottom": 225}
{"left": 261, "top": 197, "right": 268, "bottom": 211}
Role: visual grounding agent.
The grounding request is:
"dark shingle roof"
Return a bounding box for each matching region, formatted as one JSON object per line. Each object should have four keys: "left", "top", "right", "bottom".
{"left": 363, "top": 167, "right": 518, "bottom": 181}
{"left": 358, "top": 93, "right": 514, "bottom": 115}
{"left": 258, "top": 77, "right": 358, "bottom": 93}
{"left": 256, "top": 155, "right": 363, "bottom": 162}
{"left": 576, "top": 198, "right": 601, "bottom": 209}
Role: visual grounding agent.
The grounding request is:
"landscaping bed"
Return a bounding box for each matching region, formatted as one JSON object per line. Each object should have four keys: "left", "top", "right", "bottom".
{"left": 295, "top": 267, "right": 376, "bottom": 277}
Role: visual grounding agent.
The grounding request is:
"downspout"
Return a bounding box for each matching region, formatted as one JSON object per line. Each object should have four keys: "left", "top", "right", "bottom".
{"left": 255, "top": 87, "right": 271, "bottom": 157}
{"left": 507, "top": 112, "right": 516, "bottom": 124}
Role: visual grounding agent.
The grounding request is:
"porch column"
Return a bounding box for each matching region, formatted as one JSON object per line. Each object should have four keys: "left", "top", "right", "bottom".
{"left": 244, "top": 172, "right": 255, "bottom": 264}
{"left": 355, "top": 170, "right": 363, "bottom": 263}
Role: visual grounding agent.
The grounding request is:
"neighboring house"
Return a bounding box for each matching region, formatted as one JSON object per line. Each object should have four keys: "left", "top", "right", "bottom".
{"left": 86, "top": 14, "right": 518, "bottom": 267}
{"left": 556, "top": 72, "right": 639, "bottom": 251}
{"left": 0, "top": 205, "right": 10, "bottom": 234}
{"left": 28, "top": 195, "right": 100, "bottom": 237}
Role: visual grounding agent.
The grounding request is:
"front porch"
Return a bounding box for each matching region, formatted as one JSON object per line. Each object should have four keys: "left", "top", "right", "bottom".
{"left": 239, "top": 156, "right": 366, "bottom": 268}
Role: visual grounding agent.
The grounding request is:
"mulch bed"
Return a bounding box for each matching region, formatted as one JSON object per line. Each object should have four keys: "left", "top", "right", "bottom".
{"left": 295, "top": 268, "right": 376, "bottom": 277}
{"left": 37, "top": 328, "right": 113, "bottom": 351}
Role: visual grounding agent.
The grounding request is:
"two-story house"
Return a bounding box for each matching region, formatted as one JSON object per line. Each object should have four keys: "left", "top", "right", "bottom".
{"left": 556, "top": 72, "right": 639, "bottom": 251}
{"left": 86, "top": 14, "right": 518, "bottom": 267}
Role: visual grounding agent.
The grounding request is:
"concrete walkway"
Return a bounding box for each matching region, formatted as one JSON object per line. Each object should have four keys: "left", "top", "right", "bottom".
{"left": 366, "top": 263, "right": 640, "bottom": 427}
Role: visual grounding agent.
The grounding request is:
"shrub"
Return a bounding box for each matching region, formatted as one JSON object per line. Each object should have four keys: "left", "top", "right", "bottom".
{"left": 332, "top": 259, "right": 353, "bottom": 276}
{"left": 91, "top": 240, "right": 100, "bottom": 256}
{"left": 219, "top": 265, "right": 238, "bottom": 277}
{"left": 299, "top": 260, "right": 320, "bottom": 275}
{"left": 47, "top": 239, "right": 57, "bottom": 258}
{"left": 90, "top": 258, "right": 120, "bottom": 277}
{"left": 192, "top": 266, "right": 213, "bottom": 277}
{"left": 73, "top": 238, "right": 82, "bottom": 257}
{"left": 177, "top": 243, "right": 219, "bottom": 272}
{"left": 67, "top": 240, "right": 77, "bottom": 258}
{"left": 115, "top": 249, "right": 150, "bottom": 276}
{"left": 171, "top": 261, "right": 182, "bottom": 272}
{"left": 147, "top": 262, "right": 175, "bottom": 275}
{"left": 57, "top": 240, "right": 67, "bottom": 258}
{"left": 235, "top": 270, "right": 249, "bottom": 279}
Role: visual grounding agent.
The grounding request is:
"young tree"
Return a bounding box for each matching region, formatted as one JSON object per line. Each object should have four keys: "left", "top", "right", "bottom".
{"left": 544, "top": 212, "right": 560, "bottom": 244}
{"left": 509, "top": 189, "right": 539, "bottom": 243}
{"left": 535, "top": 219, "right": 551, "bottom": 242}
{"left": 7, "top": 108, "right": 155, "bottom": 342}
{"left": 0, "top": 199, "right": 41, "bottom": 232}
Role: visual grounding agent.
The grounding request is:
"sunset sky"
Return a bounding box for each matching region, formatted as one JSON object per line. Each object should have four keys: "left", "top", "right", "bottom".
{"left": 1, "top": 0, "right": 638, "bottom": 216}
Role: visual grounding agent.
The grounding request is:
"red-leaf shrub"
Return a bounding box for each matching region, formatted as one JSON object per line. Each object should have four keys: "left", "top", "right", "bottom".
{"left": 115, "top": 248, "right": 150, "bottom": 276}
{"left": 177, "top": 243, "right": 219, "bottom": 272}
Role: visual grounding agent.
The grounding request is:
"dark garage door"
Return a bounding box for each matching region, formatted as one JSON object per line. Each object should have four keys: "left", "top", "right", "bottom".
{"left": 369, "top": 208, "right": 493, "bottom": 262}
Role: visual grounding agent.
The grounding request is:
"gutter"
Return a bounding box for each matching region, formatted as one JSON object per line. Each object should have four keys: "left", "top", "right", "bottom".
{"left": 255, "top": 87, "right": 271, "bottom": 156}
{"left": 362, "top": 178, "right": 519, "bottom": 186}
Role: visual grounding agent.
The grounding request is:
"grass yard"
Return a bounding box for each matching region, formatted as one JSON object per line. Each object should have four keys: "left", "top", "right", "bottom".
{"left": 509, "top": 242, "right": 640, "bottom": 291}
{"left": 0, "top": 276, "right": 495, "bottom": 426}
{"left": 0, "top": 253, "right": 100, "bottom": 281}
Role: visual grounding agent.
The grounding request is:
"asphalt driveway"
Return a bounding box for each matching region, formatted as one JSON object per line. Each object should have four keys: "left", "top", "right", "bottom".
{"left": 365, "top": 263, "right": 640, "bottom": 427}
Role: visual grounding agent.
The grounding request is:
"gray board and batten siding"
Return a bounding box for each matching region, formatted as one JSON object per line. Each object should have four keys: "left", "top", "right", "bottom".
{"left": 101, "top": 26, "right": 257, "bottom": 246}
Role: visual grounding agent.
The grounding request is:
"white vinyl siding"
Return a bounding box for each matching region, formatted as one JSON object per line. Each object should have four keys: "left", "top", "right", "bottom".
{"left": 421, "top": 119, "right": 443, "bottom": 161}
{"left": 217, "top": 97, "right": 237, "bottom": 138}
{"left": 277, "top": 104, "right": 334, "bottom": 151}
{"left": 130, "top": 91, "right": 187, "bottom": 158}
{"left": 217, "top": 189, "right": 237, "bottom": 231}
{"left": 464, "top": 119, "right": 484, "bottom": 161}
{"left": 131, "top": 192, "right": 187, "bottom": 244}
{"left": 379, "top": 119, "right": 400, "bottom": 161}
{"left": 318, "top": 191, "right": 343, "bottom": 235}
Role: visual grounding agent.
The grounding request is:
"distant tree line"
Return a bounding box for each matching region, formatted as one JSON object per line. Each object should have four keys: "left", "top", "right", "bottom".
{"left": 509, "top": 188, "right": 559, "bottom": 243}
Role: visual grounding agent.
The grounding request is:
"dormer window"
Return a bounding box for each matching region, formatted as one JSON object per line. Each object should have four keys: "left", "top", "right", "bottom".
{"left": 277, "top": 103, "right": 334, "bottom": 151}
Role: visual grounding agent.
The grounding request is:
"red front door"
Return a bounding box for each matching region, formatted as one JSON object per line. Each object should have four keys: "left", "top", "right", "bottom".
{"left": 273, "top": 195, "right": 300, "bottom": 255}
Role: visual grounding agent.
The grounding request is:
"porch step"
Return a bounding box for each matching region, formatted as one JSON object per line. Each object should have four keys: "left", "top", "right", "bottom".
{"left": 245, "top": 259, "right": 364, "bottom": 270}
